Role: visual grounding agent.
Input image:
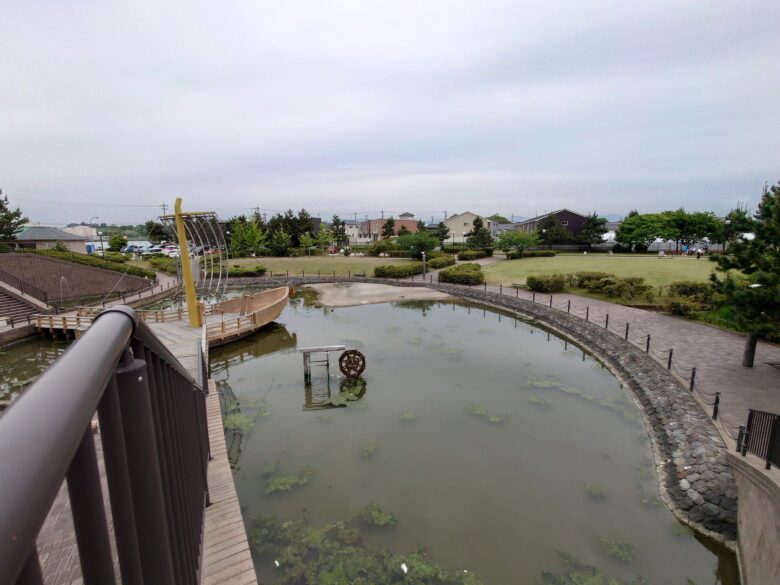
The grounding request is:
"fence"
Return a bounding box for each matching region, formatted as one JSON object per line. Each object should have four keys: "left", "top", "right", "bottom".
{"left": 0, "top": 306, "right": 210, "bottom": 585}
{"left": 0, "top": 268, "right": 49, "bottom": 304}
{"left": 739, "top": 409, "right": 780, "bottom": 470}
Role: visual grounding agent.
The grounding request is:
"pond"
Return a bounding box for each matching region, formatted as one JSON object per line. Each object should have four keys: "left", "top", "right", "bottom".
{"left": 0, "top": 337, "right": 69, "bottom": 403}
{"left": 210, "top": 293, "right": 738, "bottom": 585}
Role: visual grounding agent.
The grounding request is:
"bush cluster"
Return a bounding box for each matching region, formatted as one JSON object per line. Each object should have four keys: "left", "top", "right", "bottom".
{"left": 597, "top": 277, "right": 652, "bottom": 299}
{"left": 26, "top": 249, "right": 156, "bottom": 279}
{"left": 148, "top": 256, "right": 178, "bottom": 275}
{"left": 373, "top": 263, "right": 423, "bottom": 278}
{"left": 427, "top": 255, "right": 456, "bottom": 269}
{"left": 366, "top": 240, "right": 394, "bottom": 257}
{"left": 103, "top": 251, "right": 128, "bottom": 263}
{"left": 384, "top": 250, "right": 413, "bottom": 258}
{"left": 571, "top": 271, "right": 615, "bottom": 289}
{"left": 526, "top": 274, "right": 565, "bottom": 293}
{"left": 668, "top": 281, "right": 713, "bottom": 303}
{"left": 438, "top": 263, "right": 484, "bottom": 285}
{"left": 507, "top": 250, "right": 557, "bottom": 259}
{"left": 457, "top": 250, "right": 486, "bottom": 261}
{"left": 667, "top": 298, "right": 703, "bottom": 317}
{"left": 228, "top": 264, "right": 267, "bottom": 277}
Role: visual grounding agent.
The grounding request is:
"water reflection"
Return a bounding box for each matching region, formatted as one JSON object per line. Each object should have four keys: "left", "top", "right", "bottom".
{"left": 0, "top": 339, "right": 69, "bottom": 404}
{"left": 210, "top": 322, "right": 297, "bottom": 375}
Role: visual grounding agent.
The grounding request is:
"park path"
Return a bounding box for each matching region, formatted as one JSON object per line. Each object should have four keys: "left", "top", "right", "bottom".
{"left": 408, "top": 255, "right": 780, "bottom": 439}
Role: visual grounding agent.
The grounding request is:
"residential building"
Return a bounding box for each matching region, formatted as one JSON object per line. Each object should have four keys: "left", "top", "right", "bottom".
{"left": 514, "top": 209, "right": 588, "bottom": 237}
{"left": 443, "top": 212, "right": 495, "bottom": 244}
{"left": 359, "top": 215, "right": 420, "bottom": 242}
{"left": 12, "top": 226, "right": 88, "bottom": 253}
{"left": 343, "top": 220, "right": 371, "bottom": 244}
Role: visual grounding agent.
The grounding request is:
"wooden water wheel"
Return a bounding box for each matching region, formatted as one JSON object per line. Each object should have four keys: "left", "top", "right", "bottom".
{"left": 339, "top": 349, "right": 366, "bottom": 378}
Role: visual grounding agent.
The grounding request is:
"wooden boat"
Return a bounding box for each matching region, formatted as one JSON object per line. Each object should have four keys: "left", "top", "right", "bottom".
{"left": 203, "top": 286, "right": 289, "bottom": 347}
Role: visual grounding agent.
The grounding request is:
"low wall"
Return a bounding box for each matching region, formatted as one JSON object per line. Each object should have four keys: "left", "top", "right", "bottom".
{"left": 0, "top": 324, "right": 36, "bottom": 348}
{"left": 229, "top": 276, "right": 739, "bottom": 548}
{"left": 727, "top": 452, "right": 780, "bottom": 584}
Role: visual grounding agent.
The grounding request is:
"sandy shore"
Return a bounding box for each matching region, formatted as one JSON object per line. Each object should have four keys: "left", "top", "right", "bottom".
{"left": 304, "top": 282, "right": 450, "bottom": 308}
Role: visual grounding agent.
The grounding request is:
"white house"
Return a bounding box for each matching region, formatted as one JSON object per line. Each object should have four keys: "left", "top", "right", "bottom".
{"left": 443, "top": 212, "right": 495, "bottom": 244}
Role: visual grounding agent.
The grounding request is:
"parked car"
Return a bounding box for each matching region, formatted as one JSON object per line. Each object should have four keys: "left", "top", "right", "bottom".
{"left": 122, "top": 244, "right": 144, "bottom": 254}
{"left": 141, "top": 246, "right": 164, "bottom": 256}
{"left": 162, "top": 248, "right": 181, "bottom": 258}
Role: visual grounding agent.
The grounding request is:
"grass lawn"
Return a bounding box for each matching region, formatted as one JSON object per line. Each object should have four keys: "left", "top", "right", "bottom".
{"left": 226, "top": 255, "right": 414, "bottom": 277}
{"left": 482, "top": 254, "right": 717, "bottom": 289}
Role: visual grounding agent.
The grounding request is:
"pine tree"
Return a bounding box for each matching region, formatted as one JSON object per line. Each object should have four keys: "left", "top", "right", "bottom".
{"left": 436, "top": 222, "right": 450, "bottom": 243}
{"left": 0, "top": 190, "right": 28, "bottom": 240}
{"left": 381, "top": 217, "right": 395, "bottom": 239}
{"left": 710, "top": 182, "right": 780, "bottom": 367}
{"left": 465, "top": 216, "right": 493, "bottom": 250}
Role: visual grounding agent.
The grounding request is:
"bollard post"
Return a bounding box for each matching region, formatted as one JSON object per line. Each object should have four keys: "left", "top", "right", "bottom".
{"left": 516, "top": 287, "right": 519, "bottom": 298}
{"left": 430, "top": 274, "right": 433, "bottom": 283}
{"left": 484, "top": 282, "right": 487, "bottom": 291}
{"left": 499, "top": 283, "right": 502, "bottom": 295}
{"left": 667, "top": 348, "right": 673, "bottom": 370}
{"left": 646, "top": 334, "right": 651, "bottom": 353}
{"left": 712, "top": 392, "right": 720, "bottom": 420}
{"left": 625, "top": 322, "right": 629, "bottom": 340}
{"left": 348, "top": 271, "right": 351, "bottom": 278}
{"left": 567, "top": 300, "right": 570, "bottom": 313}
{"left": 605, "top": 314, "right": 609, "bottom": 329}
{"left": 585, "top": 307, "right": 589, "bottom": 322}
{"left": 549, "top": 296, "right": 553, "bottom": 308}
{"left": 689, "top": 367, "right": 696, "bottom": 392}
{"left": 532, "top": 291, "right": 536, "bottom": 303}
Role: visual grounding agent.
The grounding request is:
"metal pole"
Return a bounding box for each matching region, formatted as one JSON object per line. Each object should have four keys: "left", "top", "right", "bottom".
{"left": 567, "top": 300, "right": 570, "bottom": 313}
{"left": 532, "top": 291, "right": 536, "bottom": 303}
{"left": 516, "top": 287, "right": 519, "bottom": 298}
{"left": 499, "top": 283, "right": 502, "bottom": 295}
{"left": 646, "top": 334, "right": 651, "bottom": 353}
{"left": 585, "top": 307, "right": 589, "bottom": 322}
{"left": 549, "top": 296, "right": 553, "bottom": 308}
{"left": 605, "top": 314, "right": 609, "bottom": 329}
{"left": 173, "top": 198, "right": 201, "bottom": 327}
{"left": 625, "top": 322, "right": 629, "bottom": 340}
{"left": 712, "top": 392, "right": 720, "bottom": 420}
{"left": 689, "top": 367, "right": 696, "bottom": 392}
{"left": 667, "top": 348, "right": 673, "bottom": 370}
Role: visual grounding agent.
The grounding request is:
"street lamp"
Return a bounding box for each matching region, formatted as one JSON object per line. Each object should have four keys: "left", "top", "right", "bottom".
{"left": 97, "top": 231, "right": 105, "bottom": 256}
{"left": 422, "top": 250, "right": 427, "bottom": 275}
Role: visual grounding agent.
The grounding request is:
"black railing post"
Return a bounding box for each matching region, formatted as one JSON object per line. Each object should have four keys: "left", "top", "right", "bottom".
{"left": 625, "top": 322, "right": 629, "bottom": 340}
{"left": 667, "top": 348, "right": 673, "bottom": 370}
{"left": 689, "top": 367, "right": 696, "bottom": 392}
{"left": 549, "top": 296, "right": 553, "bottom": 308}
{"left": 66, "top": 425, "right": 117, "bottom": 585}
{"left": 567, "top": 300, "right": 570, "bottom": 313}
{"left": 499, "top": 283, "right": 502, "bottom": 295}
{"left": 532, "top": 291, "right": 536, "bottom": 303}
{"left": 115, "top": 355, "right": 177, "bottom": 584}
{"left": 605, "top": 314, "right": 609, "bottom": 329}
{"left": 516, "top": 287, "right": 518, "bottom": 298}
{"left": 585, "top": 307, "right": 589, "bottom": 322}
{"left": 646, "top": 334, "right": 651, "bottom": 353}
{"left": 742, "top": 411, "right": 753, "bottom": 456}
{"left": 766, "top": 418, "right": 779, "bottom": 470}
{"left": 736, "top": 425, "right": 746, "bottom": 453}
{"left": 712, "top": 392, "right": 720, "bottom": 420}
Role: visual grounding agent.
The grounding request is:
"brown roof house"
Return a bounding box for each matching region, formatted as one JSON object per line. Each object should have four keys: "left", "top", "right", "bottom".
{"left": 359, "top": 213, "right": 420, "bottom": 242}
{"left": 13, "top": 226, "right": 87, "bottom": 253}
{"left": 514, "top": 209, "right": 587, "bottom": 238}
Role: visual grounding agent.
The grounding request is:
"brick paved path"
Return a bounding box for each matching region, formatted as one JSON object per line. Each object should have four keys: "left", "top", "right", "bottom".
{"left": 411, "top": 255, "right": 780, "bottom": 439}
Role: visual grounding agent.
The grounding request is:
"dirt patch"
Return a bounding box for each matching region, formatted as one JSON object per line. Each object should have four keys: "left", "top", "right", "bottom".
{"left": 305, "top": 282, "right": 450, "bottom": 308}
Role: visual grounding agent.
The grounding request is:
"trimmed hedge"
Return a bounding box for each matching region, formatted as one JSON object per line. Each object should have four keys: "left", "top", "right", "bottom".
{"left": 438, "top": 263, "right": 484, "bottom": 285}
{"left": 668, "top": 281, "right": 713, "bottom": 303}
{"left": 507, "top": 250, "right": 558, "bottom": 259}
{"left": 598, "top": 277, "right": 652, "bottom": 299}
{"left": 229, "top": 264, "right": 267, "bottom": 277}
{"left": 25, "top": 249, "right": 156, "bottom": 279}
{"left": 526, "top": 274, "right": 565, "bottom": 293}
{"left": 385, "top": 250, "right": 413, "bottom": 258}
{"left": 571, "top": 271, "right": 615, "bottom": 289}
{"left": 667, "top": 297, "right": 702, "bottom": 317}
{"left": 103, "top": 251, "right": 128, "bottom": 263}
{"left": 457, "top": 250, "right": 486, "bottom": 261}
{"left": 373, "top": 263, "right": 423, "bottom": 278}
{"left": 427, "top": 255, "right": 456, "bottom": 269}
{"left": 148, "top": 256, "right": 178, "bottom": 275}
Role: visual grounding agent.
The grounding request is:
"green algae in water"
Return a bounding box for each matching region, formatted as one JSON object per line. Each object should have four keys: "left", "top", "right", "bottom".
{"left": 528, "top": 395, "right": 552, "bottom": 408}
{"left": 465, "top": 403, "right": 487, "bottom": 417}
{"left": 248, "top": 512, "right": 484, "bottom": 585}
{"left": 400, "top": 410, "right": 416, "bottom": 422}
{"left": 585, "top": 484, "right": 607, "bottom": 501}
{"left": 599, "top": 535, "right": 637, "bottom": 563}
{"left": 260, "top": 461, "right": 280, "bottom": 478}
{"left": 223, "top": 413, "right": 253, "bottom": 431}
{"left": 362, "top": 442, "right": 376, "bottom": 458}
{"left": 359, "top": 502, "right": 397, "bottom": 527}
{"left": 488, "top": 415, "right": 506, "bottom": 424}
{"left": 541, "top": 551, "right": 648, "bottom": 585}
{"left": 408, "top": 336, "right": 423, "bottom": 346}
{"left": 465, "top": 404, "right": 507, "bottom": 424}
{"left": 264, "top": 468, "right": 313, "bottom": 494}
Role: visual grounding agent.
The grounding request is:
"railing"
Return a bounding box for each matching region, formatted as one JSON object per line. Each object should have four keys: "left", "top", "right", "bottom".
{"left": 739, "top": 409, "right": 780, "bottom": 470}
{"left": 36, "top": 314, "right": 92, "bottom": 330}
{"left": 0, "top": 268, "right": 49, "bottom": 304}
{"left": 0, "top": 306, "right": 210, "bottom": 585}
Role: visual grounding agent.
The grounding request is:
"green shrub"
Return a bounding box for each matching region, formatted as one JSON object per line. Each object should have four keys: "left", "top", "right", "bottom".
{"left": 438, "top": 263, "right": 484, "bottom": 285}
{"left": 599, "top": 277, "right": 652, "bottom": 299}
{"left": 373, "top": 263, "right": 423, "bottom": 278}
{"left": 427, "top": 255, "right": 456, "bottom": 269}
{"left": 668, "top": 281, "right": 713, "bottom": 303}
{"left": 366, "top": 240, "right": 395, "bottom": 257}
{"left": 148, "top": 256, "right": 178, "bottom": 275}
{"left": 228, "top": 264, "right": 267, "bottom": 277}
{"left": 0, "top": 243, "right": 10, "bottom": 253}
{"left": 25, "top": 249, "right": 156, "bottom": 279}
{"left": 385, "top": 250, "right": 412, "bottom": 257}
{"left": 507, "top": 250, "right": 558, "bottom": 259}
{"left": 667, "top": 297, "right": 703, "bottom": 317}
{"left": 572, "top": 271, "right": 616, "bottom": 289}
{"left": 457, "top": 250, "right": 486, "bottom": 261}
{"left": 103, "top": 251, "right": 127, "bottom": 263}
{"left": 526, "top": 274, "right": 565, "bottom": 293}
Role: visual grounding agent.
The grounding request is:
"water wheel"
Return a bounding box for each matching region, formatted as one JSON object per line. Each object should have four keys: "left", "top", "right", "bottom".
{"left": 339, "top": 349, "right": 366, "bottom": 378}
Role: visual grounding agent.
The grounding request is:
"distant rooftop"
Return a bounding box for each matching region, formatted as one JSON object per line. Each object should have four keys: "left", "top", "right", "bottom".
{"left": 16, "top": 226, "right": 86, "bottom": 241}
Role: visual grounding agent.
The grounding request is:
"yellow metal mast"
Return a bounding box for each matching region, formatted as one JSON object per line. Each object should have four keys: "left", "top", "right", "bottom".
{"left": 174, "top": 197, "right": 201, "bottom": 327}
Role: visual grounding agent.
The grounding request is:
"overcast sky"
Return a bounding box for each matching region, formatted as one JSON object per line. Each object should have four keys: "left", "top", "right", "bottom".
{"left": 1, "top": 1, "right": 778, "bottom": 226}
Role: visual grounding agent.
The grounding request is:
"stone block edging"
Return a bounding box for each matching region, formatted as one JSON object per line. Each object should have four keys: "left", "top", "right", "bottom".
{"left": 229, "top": 276, "right": 739, "bottom": 548}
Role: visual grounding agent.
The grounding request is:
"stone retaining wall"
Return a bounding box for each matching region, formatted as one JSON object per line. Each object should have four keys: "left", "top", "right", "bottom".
{"left": 229, "top": 276, "right": 739, "bottom": 547}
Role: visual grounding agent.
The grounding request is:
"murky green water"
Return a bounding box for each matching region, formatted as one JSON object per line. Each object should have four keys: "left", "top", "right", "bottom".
{"left": 209, "top": 294, "right": 738, "bottom": 585}
{"left": 0, "top": 338, "right": 69, "bottom": 403}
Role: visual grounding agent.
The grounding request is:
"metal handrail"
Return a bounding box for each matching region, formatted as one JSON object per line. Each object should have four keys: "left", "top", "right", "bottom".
{"left": 0, "top": 268, "right": 49, "bottom": 304}
{"left": 740, "top": 409, "right": 780, "bottom": 470}
{"left": 0, "top": 305, "right": 209, "bottom": 584}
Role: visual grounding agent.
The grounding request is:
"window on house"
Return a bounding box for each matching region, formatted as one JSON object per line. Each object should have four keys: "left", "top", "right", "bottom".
{"left": 464, "top": 222, "right": 469, "bottom": 226}
{"left": 561, "top": 220, "right": 569, "bottom": 226}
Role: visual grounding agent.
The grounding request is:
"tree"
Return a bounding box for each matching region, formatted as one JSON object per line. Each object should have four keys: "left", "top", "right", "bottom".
{"left": 299, "top": 232, "right": 315, "bottom": 255}
{"left": 465, "top": 216, "right": 493, "bottom": 250}
{"left": 381, "top": 217, "right": 395, "bottom": 239}
{"left": 435, "top": 221, "right": 450, "bottom": 243}
{"left": 615, "top": 213, "right": 664, "bottom": 251}
{"left": 317, "top": 227, "right": 332, "bottom": 254}
{"left": 487, "top": 213, "right": 510, "bottom": 224}
{"left": 330, "top": 216, "right": 348, "bottom": 247}
{"left": 0, "top": 191, "right": 28, "bottom": 240}
{"left": 719, "top": 206, "right": 755, "bottom": 247}
{"left": 142, "top": 220, "right": 168, "bottom": 244}
{"left": 578, "top": 213, "right": 608, "bottom": 246}
{"left": 497, "top": 231, "right": 539, "bottom": 255}
{"left": 397, "top": 225, "right": 411, "bottom": 237}
{"left": 710, "top": 182, "right": 780, "bottom": 367}
{"left": 416, "top": 219, "right": 427, "bottom": 232}
{"left": 269, "top": 228, "right": 292, "bottom": 256}
{"left": 229, "top": 219, "right": 266, "bottom": 257}
{"left": 108, "top": 234, "right": 128, "bottom": 252}
{"left": 395, "top": 232, "right": 438, "bottom": 259}
{"left": 536, "top": 215, "right": 572, "bottom": 247}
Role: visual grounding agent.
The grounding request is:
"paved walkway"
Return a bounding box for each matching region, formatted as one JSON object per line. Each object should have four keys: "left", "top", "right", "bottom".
{"left": 412, "top": 255, "right": 780, "bottom": 439}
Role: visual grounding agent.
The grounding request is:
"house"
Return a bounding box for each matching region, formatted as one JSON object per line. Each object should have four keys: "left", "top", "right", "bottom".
{"left": 343, "top": 220, "right": 371, "bottom": 244}
{"left": 359, "top": 216, "right": 420, "bottom": 242}
{"left": 12, "top": 226, "right": 88, "bottom": 253}
{"left": 491, "top": 223, "right": 519, "bottom": 237}
{"left": 443, "top": 212, "right": 495, "bottom": 244}
{"left": 514, "top": 209, "right": 588, "bottom": 237}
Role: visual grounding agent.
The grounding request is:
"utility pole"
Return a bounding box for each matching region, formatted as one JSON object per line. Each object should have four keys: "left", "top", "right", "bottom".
{"left": 253, "top": 205, "right": 261, "bottom": 220}
{"left": 381, "top": 209, "right": 384, "bottom": 219}
{"left": 160, "top": 202, "right": 169, "bottom": 216}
